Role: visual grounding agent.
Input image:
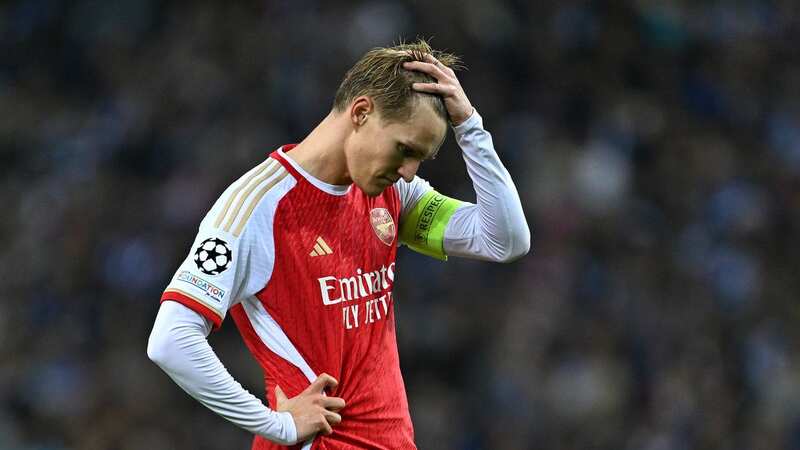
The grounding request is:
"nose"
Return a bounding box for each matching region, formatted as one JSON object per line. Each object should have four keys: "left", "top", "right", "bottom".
{"left": 397, "top": 159, "right": 421, "bottom": 182}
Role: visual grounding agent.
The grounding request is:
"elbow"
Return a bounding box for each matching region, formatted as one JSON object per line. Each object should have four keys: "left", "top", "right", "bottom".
{"left": 511, "top": 226, "right": 532, "bottom": 261}
{"left": 494, "top": 223, "right": 531, "bottom": 263}
{"left": 147, "top": 328, "right": 171, "bottom": 368}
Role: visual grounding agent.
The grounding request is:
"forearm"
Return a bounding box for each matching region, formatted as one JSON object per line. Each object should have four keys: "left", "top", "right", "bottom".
{"left": 147, "top": 301, "right": 297, "bottom": 445}
{"left": 444, "top": 110, "right": 530, "bottom": 262}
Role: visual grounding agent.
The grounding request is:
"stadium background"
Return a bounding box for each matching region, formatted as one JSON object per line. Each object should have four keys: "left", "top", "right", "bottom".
{"left": 3, "top": 1, "right": 800, "bottom": 449}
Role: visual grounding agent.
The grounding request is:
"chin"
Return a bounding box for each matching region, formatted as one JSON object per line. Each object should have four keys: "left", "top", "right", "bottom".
{"left": 363, "top": 185, "right": 385, "bottom": 197}
{"left": 357, "top": 180, "right": 387, "bottom": 197}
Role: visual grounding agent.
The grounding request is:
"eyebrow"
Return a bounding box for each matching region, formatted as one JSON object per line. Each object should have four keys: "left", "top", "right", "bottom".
{"left": 402, "top": 141, "right": 439, "bottom": 160}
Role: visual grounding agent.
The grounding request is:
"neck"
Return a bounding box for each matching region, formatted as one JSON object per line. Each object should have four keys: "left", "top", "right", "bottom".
{"left": 287, "top": 112, "right": 352, "bottom": 185}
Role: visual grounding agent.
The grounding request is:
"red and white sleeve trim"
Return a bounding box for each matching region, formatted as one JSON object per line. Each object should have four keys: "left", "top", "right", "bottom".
{"left": 161, "top": 289, "right": 224, "bottom": 330}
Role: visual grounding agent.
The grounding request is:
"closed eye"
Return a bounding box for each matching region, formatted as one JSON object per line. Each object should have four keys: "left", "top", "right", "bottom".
{"left": 397, "top": 144, "right": 417, "bottom": 159}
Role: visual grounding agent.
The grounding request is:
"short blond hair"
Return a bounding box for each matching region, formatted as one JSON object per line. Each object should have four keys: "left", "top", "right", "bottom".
{"left": 332, "top": 39, "right": 462, "bottom": 123}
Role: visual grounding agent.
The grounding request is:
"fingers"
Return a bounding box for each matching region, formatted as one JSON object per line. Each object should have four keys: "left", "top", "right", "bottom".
{"left": 317, "top": 410, "right": 340, "bottom": 435}
{"left": 323, "top": 409, "right": 342, "bottom": 425}
{"left": 315, "top": 399, "right": 343, "bottom": 436}
{"left": 422, "top": 53, "right": 455, "bottom": 75}
{"left": 403, "top": 60, "right": 450, "bottom": 82}
{"left": 278, "top": 376, "right": 347, "bottom": 440}
{"left": 319, "top": 417, "right": 334, "bottom": 435}
{"left": 404, "top": 53, "right": 456, "bottom": 77}
{"left": 322, "top": 395, "right": 346, "bottom": 411}
{"left": 411, "top": 82, "right": 457, "bottom": 96}
{"left": 305, "top": 373, "right": 338, "bottom": 394}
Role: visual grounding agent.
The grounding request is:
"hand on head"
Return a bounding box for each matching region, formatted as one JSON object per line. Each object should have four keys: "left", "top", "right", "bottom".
{"left": 403, "top": 53, "right": 474, "bottom": 126}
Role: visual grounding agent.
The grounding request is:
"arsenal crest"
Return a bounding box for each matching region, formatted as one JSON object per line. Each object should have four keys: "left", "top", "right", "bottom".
{"left": 369, "top": 208, "right": 396, "bottom": 246}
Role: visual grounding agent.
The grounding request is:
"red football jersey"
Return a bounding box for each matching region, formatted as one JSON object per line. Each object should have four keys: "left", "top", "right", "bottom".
{"left": 163, "top": 145, "right": 419, "bottom": 449}
{"left": 232, "top": 149, "right": 413, "bottom": 450}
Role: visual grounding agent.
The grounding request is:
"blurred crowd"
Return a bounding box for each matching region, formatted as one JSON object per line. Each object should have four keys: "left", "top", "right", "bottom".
{"left": 3, "top": 0, "right": 800, "bottom": 449}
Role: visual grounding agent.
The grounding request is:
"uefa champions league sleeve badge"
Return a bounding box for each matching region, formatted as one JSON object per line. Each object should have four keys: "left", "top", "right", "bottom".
{"left": 370, "top": 208, "right": 396, "bottom": 246}
{"left": 193, "top": 237, "right": 233, "bottom": 275}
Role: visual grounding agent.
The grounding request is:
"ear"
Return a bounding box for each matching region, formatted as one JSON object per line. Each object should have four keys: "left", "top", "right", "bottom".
{"left": 350, "top": 96, "right": 374, "bottom": 127}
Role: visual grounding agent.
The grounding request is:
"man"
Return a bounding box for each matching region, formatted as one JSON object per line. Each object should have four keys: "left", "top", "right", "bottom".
{"left": 147, "top": 40, "right": 529, "bottom": 449}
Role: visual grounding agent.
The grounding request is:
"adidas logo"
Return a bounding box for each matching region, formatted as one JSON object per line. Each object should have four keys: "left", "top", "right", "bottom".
{"left": 309, "top": 237, "right": 333, "bottom": 257}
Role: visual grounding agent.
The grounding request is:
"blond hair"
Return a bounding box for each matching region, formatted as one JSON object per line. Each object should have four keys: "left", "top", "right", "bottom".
{"left": 332, "top": 39, "right": 462, "bottom": 123}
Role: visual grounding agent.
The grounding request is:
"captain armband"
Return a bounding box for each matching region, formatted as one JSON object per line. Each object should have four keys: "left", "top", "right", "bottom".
{"left": 399, "top": 190, "right": 464, "bottom": 261}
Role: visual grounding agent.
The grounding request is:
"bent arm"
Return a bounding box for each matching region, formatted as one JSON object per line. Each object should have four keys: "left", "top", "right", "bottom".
{"left": 445, "top": 110, "right": 531, "bottom": 262}
{"left": 147, "top": 301, "right": 297, "bottom": 445}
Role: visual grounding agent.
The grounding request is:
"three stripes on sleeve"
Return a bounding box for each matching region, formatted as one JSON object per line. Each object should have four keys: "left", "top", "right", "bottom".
{"left": 214, "top": 158, "right": 290, "bottom": 237}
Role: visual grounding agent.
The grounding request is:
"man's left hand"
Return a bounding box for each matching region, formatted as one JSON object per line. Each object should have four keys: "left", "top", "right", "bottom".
{"left": 403, "top": 54, "right": 474, "bottom": 126}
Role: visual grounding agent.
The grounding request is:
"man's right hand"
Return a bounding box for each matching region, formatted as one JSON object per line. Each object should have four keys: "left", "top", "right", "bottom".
{"left": 275, "top": 373, "right": 346, "bottom": 442}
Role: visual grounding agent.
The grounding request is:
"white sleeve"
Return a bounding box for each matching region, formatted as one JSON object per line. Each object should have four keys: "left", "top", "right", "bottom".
{"left": 147, "top": 301, "right": 297, "bottom": 445}
{"left": 151, "top": 159, "right": 297, "bottom": 442}
{"left": 395, "top": 174, "right": 433, "bottom": 217}
{"left": 444, "top": 110, "right": 530, "bottom": 262}
{"left": 161, "top": 157, "right": 292, "bottom": 328}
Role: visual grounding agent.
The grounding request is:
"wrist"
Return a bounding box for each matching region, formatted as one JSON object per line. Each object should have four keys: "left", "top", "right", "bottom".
{"left": 452, "top": 108, "right": 482, "bottom": 136}
{"left": 450, "top": 107, "right": 475, "bottom": 127}
{"left": 260, "top": 410, "right": 298, "bottom": 445}
{"left": 279, "top": 410, "right": 299, "bottom": 444}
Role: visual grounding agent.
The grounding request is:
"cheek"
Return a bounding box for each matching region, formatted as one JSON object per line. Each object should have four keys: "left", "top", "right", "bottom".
{"left": 381, "top": 143, "right": 403, "bottom": 164}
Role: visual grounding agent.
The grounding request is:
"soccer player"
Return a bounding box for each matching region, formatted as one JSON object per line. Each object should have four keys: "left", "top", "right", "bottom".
{"left": 147, "top": 40, "right": 529, "bottom": 449}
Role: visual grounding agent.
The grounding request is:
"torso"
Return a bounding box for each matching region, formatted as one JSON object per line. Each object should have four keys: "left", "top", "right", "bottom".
{"left": 230, "top": 150, "right": 416, "bottom": 450}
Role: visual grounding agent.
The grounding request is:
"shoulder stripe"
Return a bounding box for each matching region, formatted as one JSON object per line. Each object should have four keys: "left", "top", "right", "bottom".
{"left": 233, "top": 170, "right": 290, "bottom": 236}
{"left": 214, "top": 159, "right": 278, "bottom": 228}
{"left": 221, "top": 162, "right": 283, "bottom": 232}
